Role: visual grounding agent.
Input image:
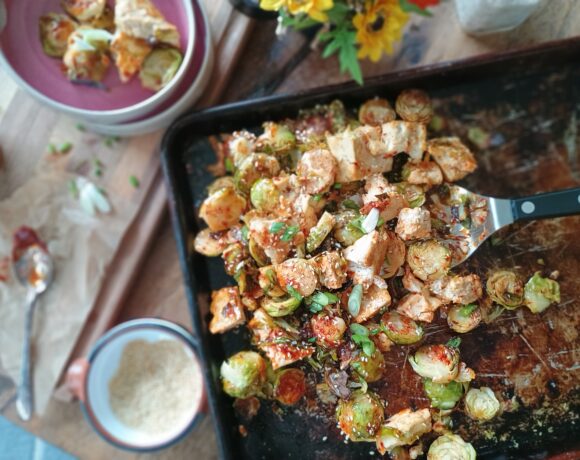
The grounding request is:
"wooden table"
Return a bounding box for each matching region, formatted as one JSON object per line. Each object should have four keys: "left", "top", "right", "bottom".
{"left": 2, "top": 1, "right": 579, "bottom": 458}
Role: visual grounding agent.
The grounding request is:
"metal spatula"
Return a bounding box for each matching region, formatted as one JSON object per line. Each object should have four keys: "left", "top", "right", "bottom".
{"left": 427, "top": 185, "right": 580, "bottom": 267}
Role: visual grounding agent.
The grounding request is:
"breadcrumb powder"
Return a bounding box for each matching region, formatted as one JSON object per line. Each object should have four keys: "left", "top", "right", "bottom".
{"left": 108, "top": 339, "right": 199, "bottom": 434}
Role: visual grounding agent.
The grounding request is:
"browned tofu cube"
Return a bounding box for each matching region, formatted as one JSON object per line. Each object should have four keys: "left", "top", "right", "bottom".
{"left": 427, "top": 137, "right": 477, "bottom": 181}
{"left": 381, "top": 121, "right": 427, "bottom": 162}
{"left": 209, "top": 287, "right": 246, "bottom": 334}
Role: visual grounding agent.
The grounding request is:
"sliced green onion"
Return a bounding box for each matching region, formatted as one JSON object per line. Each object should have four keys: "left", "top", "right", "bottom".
{"left": 348, "top": 284, "right": 363, "bottom": 317}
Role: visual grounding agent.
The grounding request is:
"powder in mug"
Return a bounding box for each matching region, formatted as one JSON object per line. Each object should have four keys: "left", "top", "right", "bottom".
{"left": 108, "top": 339, "right": 200, "bottom": 435}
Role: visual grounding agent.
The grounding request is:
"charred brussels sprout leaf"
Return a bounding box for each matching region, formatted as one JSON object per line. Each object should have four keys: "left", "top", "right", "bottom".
{"left": 524, "top": 272, "right": 560, "bottom": 313}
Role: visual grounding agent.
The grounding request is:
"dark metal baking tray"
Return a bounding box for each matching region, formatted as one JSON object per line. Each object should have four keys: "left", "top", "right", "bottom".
{"left": 161, "top": 38, "right": 580, "bottom": 460}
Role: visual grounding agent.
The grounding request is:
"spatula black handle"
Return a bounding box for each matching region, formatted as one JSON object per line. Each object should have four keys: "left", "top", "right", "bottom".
{"left": 512, "top": 187, "right": 580, "bottom": 222}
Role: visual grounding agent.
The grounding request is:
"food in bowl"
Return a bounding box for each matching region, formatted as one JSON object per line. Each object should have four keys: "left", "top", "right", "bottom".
{"left": 38, "top": 0, "right": 183, "bottom": 90}
{"left": 192, "top": 90, "right": 562, "bottom": 457}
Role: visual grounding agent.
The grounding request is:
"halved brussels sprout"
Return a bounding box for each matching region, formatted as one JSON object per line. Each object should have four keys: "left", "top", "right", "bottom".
{"left": 427, "top": 434, "right": 476, "bottom": 460}
{"left": 350, "top": 349, "right": 385, "bottom": 383}
{"left": 273, "top": 368, "right": 306, "bottom": 405}
{"left": 407, "top": 240, "right": 451, "bottom": 281}
{"left": 447, "top": 303, "right": 482, "bottom": 333}
{"left": 306, "top": 212, "right": 335, "bottom": 253}
{"left": 258, "top": 122, "right": 296, "bottom": 153}
{"left": 310, "top": 313, "right": 346, "bottom": 348}
{"left": 336, "top": 391, "right": 384, "bottom": 441}
{"left": 249, "top": 237, "right": 269, "bottom": 267}
{"left": 207, "top": 176, "right": 235, "bottom": 195}
{"left": 333, "top": 210, "right": 364, "bottom": 246}
{"left": 524, "top": 272, "right": 560, "bottom": 313}
{"left": 222, "top": 242, "right": 247, "bottom": 276}
{"left": 258, "top": 266, "right": 285, "bottom": 297}
{"left": 220, "top": 351, "right": 267, "bottom": 398}
{"left": 261, "top": 295, "right": 302, "bottom": 317}
{"left": 229, "top": 133, "right": 255, "bottom": 167}
{"left": 63, "top": 28, "right": 113, "bottom": 82}
{"left": 486, "top": 270, "right": 524, "bottom": 309}
{"left": 397, "top": 183, "right": 426, "bottom": 208}
{"left": 465, "top": 387, "right": 500, "bottom": 421}
{"left": 380, "top": 311, "right": 423, "bottom": 345}
{"left": 139, "top": 48, "right": 183, "bottom": 92}
{"left": 250, "top": 178, "right": 280, "bottom": 213}
{"left": 39, "top": 13, "right": 77, "bottom": 58}
{"left": 409, "top": 344, "right": 460, "bottom": 383}
{"left": 395, "top": 89, "right": 433, "bottom": 124}
{"left": 359, "top": 98, "right": 396, "bottom": 126}
{"left": 199, "top": 187, "right": 246, "bottom": 232}
{"left": 62, "top": 0, "right": 106, "bottom": 21}
{"left": 234, "top": 153, "right": 281, "bottom": 193}
{"left": 423, "top": 378, "right": 464, "bottom": 410}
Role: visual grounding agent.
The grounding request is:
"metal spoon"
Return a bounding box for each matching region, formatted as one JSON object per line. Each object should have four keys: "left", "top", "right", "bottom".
{"left": 428, "top": 185, "right": 580, "bottom": 267}
{"left": 12, "top": 245, "right": 54, "bottom": 421}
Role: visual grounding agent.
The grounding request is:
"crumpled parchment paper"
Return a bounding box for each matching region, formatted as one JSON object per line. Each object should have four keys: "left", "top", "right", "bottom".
{"left": 0, "top": 169, "right": 135, "bottom": 414}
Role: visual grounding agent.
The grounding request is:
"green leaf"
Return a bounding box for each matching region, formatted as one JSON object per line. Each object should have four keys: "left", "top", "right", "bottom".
{"left": 348, "top": 284, "right": 363, "bottom": 317}
{"left": 270, "top": 221, "right": 285, "bottom": 234}
{"left": 446, "top": 337, "right": 462, "bottom": 349}
{"left": 280, "top": 10, "right": 319, "bottom": 30}
{"left": 281, "top": 225, "right": 299, "bottom": 241}
{"left": 326, "top": 2, "right": 351, "bottom": 24}
{"left": 350, "top": 323, "right": 369, "bottom": 337}
{"left": 362, "top": 340, "right": 376, "bottom": 357}
{"left": 319, "top": 24, "right": 363, "bottom": 85}
{"left": 342, "top": 199, "right": 360, "bottom": 210}
{"left": 286, "top": 285, "right": 303, "bottom": 301}
{"left": 399, "top": 0, "right": 433, "bottom": 16}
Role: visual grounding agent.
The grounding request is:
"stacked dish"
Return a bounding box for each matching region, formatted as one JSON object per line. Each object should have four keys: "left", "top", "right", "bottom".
{"left": 0, "top": 0, "right": 213, "bottom": 136}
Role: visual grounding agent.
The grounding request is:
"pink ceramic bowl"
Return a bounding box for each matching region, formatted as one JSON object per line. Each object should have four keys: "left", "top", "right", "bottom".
{"left": 0, "top": 0, "right": 195, "bottom": 124}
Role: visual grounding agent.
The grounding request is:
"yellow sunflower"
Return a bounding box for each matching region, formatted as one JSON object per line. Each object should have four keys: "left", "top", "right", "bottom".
{"left": 353, "top": 0, "right": 409, "bottom": 62}
{"left": 260, "top": 0, "right": 333, "bottom": 22}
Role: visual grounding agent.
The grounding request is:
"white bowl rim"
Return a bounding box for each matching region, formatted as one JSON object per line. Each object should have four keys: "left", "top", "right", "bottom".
{"left": 84, "top": 2, "right": 213, "bottom": 136}
{"left": 0, "top": 0, "right": 196, "bottom": 120}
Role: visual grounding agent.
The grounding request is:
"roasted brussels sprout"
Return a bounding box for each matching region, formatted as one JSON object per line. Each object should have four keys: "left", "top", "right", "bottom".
{"left": 486, "top": 270, "right": 524, "bottom": 309}
{"left": 423, "top": 378, "right": 464, "bottom": 410}
{"left": 139, "top": 48, "right": 183, "bottom": 91}
{"left": 229, "top": 133, "right": 255, "bottom": 167}
{"left": 310, "top": 313, "right": 346, "bottom": 348}
{"left": 261, "top": 295, "right": 301, "bottom": 317}
{"left": 407, "top": 240, "right": 451, "bottom": 281}
{"left": 39, "top": 13, "right": 77, "bottom": 58}
{"left": 359, "top": 98, "right": 396, "bottom": 126}
{"left": 222, "top": 242, "right": 247, "bottom": 276}
{"left": 61, "top": 0, "right": 106, "bottom": 22}
{"left": 524, "top": 272, "right": 560, "bottom": 313}
{"left": 234, "top": 153, "right": 281, "bottom": 193}
{"left": 397, "top": 183, "right": 426, "bottom": 209}
{"left": 376, "top": 408, "right": 432, "bottom": 455}
{"left": 306, "top": 212, "right": 335, "bottom": 253}
{"left": 250, "top": 178, "right": 280, "bottom": 213}
{"left": 63, "top": 28, "right": 113, "bottom": 82}
{"left": 447, "top": 303, "right": 482, "bottom": 333}
{"left": 273, "top": 368, "right": 306, "bottom": 405}
{"left": 409, "top": 344, "right": 460, "bottom": 383}
{"left": 334, "top": 210, "right": 364, "bottom": 246}
{"left": 336, "top": 391, "right": 384, "bottom": 441}
{"left": 258, "top": 266, "right": 285, "bottom": 297}
{"left": 395, "top": 89, "right": 433, "bottom": 124}
{"left": 249, "top": 237, "right": 269, "bottom": 267}
{"left": 351, "top": 349, "right": 385, "bottom": 383}
{"left": 276, "top": 258, "right": 318, "bottom": 297}
{"left": 380, "top": 311, "right": 423, "bottom": 345}
{"left": 427, "top": 433, "right": 476, "bottom": 460}
{"left": 199, "top": 187, "right": 246, "bottom": 232}
{"left": 258, "top": 122, "right": 296, "bottom": 153}
{"left": 220, "top": 351, "right": 267, "bottom": 398}
{"left": 465, "top": 387, "right": 500, "bottom": 421}
{"left": 207, "top": 176, "right": 235, "bottom": 195}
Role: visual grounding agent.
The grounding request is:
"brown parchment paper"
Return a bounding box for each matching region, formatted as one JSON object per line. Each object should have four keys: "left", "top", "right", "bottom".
{"left": 0, "top": 170, "right": 136, "bottom": 414}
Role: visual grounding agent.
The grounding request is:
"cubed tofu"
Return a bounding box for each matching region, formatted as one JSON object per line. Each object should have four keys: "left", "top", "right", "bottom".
{"left": 381, "top": 121, "right": 427, "bottom": 162}
{"left": 353, "top": 284, "right": 391, "bottom": 323}
{"left": 344, "top": 231, "right": 389, "bottom": 287}
{"left": 326, "top": 127, "right": 393, "bottom": 183}
{"left": 199, "top": 187, "right": 246, "bottom": 232}
{"left": 297, "top": 149, "right": 338, "bottom": 194}
{"left": 404, "top": 161, "right": 443, "bottom": 185}
{"left": 248, "top": 309, "right": 315, "bottom": 369}
{"left": 427, "top": 137, "right": 477, "bottom": 181}
{"left": 364, "top": 173, "right": 390, "bottom": 198}
{"left": 249, "top": 218, "right": 292, "bottom": 264}
{"left": 429, "top": 274, "right": 483, "bottom": 304}
{"left": 395, "top": 207, "right": 432, "bottom": 241}
{"left": 311, "top": 251, "right": 347, "bottom": 290}
{"left": 396, "top": 292, "right": 443, "bottom": 323}
{"left": 209, "top": 287, "right": 246, "bottom": 334}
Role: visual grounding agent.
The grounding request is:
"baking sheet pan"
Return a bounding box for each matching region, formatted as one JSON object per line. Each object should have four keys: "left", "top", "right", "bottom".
{"left": 161, "top": 38, "right": 580, "bottom": 460}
